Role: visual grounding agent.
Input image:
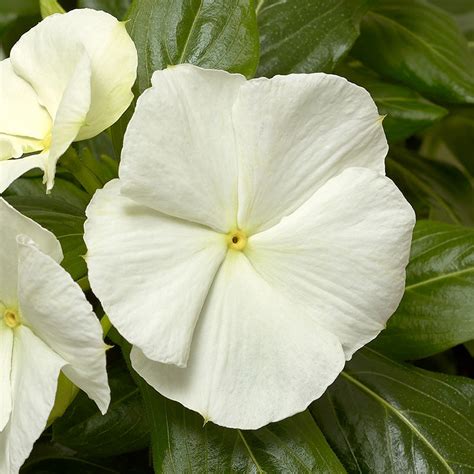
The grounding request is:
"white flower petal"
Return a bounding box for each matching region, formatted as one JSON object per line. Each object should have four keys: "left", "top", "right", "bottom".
{"left": 0, "top": 153, "right": 46, "bottom": 194}
{"left": 16, "top": 236, "right": 110, "bottom": 414}
{"left": 0, "top": 197, "right": 62, "bottom": 306}
{"left": 234, "top": 74, "right": 388, "bottom": 233}
{"left": 246, "top": 167, "right": 415, "bottom": 359}
{"left": 131, "top": 251, "right": 345, "bottom": 430}
{"left": 44, "top": 51, "right": 92, "bottom": 191}
{"left": 0, "top": 59, "right": 51, "bottom": 160}
{"left": 85, "top": 180, "right": 227, "bottom": 367}
{"left": 0, "top": 326, "right": 65, "bottom": 474}
{"left": 120, "top": 65, "right": 245, "bottom": 232}
{"left": 10, "top": 9, "right": 136, "bottom": 140}
{"left": 0, "top": 321, "right": 13, "bottom": 431}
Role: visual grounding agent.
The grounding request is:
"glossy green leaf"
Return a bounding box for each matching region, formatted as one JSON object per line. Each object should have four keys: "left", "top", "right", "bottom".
{"left": 53, "top": 362, "right": 149, "bottom": 458}
{"left": 353, "top": 0, "right": 474, "bottom": 103}
{"left": 78, "top": 0, "right": 131, "bottom": 19}
{"left": 387, "top": 147, "right": 474, "bottom": 225}
{"left": 337, "top": 63, "right": 448, "bottom": 142}
{"left": 40, "top": 0, "right": 65, "bottom": 18}
{"left": 138, "top": 383, "right": 345, "bottom": 473}
{"left": 256, "top": 0, "right": 369, "bottom": 77}
{"left": 312, "top": 348, "right": 474, "bottom": 473}
{"left": 370, "top": 221, "right": 474, "bottom": 360}
{"left": 4, "top": 178, "right": 88, "bottom": 281}
{"left": 126, "top": 0, "right": 260, "bottom": 93}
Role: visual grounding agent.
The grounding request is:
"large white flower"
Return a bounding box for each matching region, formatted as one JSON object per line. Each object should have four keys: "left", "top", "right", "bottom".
{"left": 85, "top": 64, "right": 415, "bottom": 429}
{"left": 0, "top": 9, "right": 137, "bottom": 193}
{"left": 0, "top": 198, "right": 110, "bottom": 473}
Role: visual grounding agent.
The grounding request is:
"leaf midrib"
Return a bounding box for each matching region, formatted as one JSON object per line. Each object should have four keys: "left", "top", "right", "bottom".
{"left": 405, "top": 266, "right": 474, "bottom": 291}
{"left": 340, "top": 371, "right": 455, "bottom": 473}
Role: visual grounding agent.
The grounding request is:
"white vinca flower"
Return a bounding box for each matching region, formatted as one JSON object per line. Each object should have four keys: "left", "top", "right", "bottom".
{"left": 85, "top": 64, "right": 415, "bottom": 429}
{"left": 0, "top": 9, "right": 137, "bottom": 193}
{"left": 0, "top": 198, "right": 110, "bottom": 473}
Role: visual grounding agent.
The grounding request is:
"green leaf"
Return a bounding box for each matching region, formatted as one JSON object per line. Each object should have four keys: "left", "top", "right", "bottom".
{"left": 4, "top": 178, "right": 89, "bottom": 282}
{"left": 40, "top": 0, "right": 65, "bottom": 18}
{"left": 353, "top": 0, "right": 474, "bottom": 103}
{"left": 256, "top": 0, "right": 369, "bottom": 77}
{"left": 312, "top": 347, "right": 474, "bottom": 473}
{"left": 336, "top": 62, "right": 448, "bottom": 142}
{"left": 126, "top": 0, "right": 260, "bottom": 93}
{"left": 387, "top": 147, "right": 474, "bottom": 225}
{"left": 78, "top": 0, "right": 131, "bottom": 19}
{"left": 0, "top": 0, "right": 39, "bottom": 15}
{"left": 429, "top": 0, "right": 474, "bottom": 41}
{"left": 421, "top": 107, "right": 474, "bottom": 180}
{"left": 53, "top": 362, "right": 149, "bottom": 458}
{"left": 370, "top": 221, "right": 474, "bottom": 360}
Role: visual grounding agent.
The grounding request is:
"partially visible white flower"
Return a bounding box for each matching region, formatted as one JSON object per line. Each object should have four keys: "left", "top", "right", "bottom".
{"left": 0, "top": 198, "right": 110, "bottom": 474}
{"left": 0, "top": 9, "right": 137, "bottom": 193}
{"left": 85, "top": 64, "right": 415, "bottom": 429}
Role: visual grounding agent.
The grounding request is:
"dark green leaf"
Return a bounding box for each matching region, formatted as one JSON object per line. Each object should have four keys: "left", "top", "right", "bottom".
{"left": 53, "top": 363, "right": 149, "bottom": 458}
{"left": 353, "top": 0, "right": 474, "bottom": 103}
{"left": 78, "top": 0, "right": 131, "bottom": 19}
{"left": 387, "top": 147, "right": 474, "bottom": 225}
{"left": 312, "top": 348, "right": 474, "bottom": 473}
{"left": 256, "top": 0, "right": 369, "bottom": 77}
{"left": 429, "top": 0, "right": 474, "bottom": 40}
{"left": 127, "top": 0, "right": 260, "bottom": 93}
{"left": 337, "top": 62, "right": 448, "bottom": 142}
{"left": 138, "top": 381, "right": 345, "bottom": 473}
{"left": 421, "top": 107, "right": 474, "bottom": 180}
{"left": 4, "top": 178, "right": 88, "bottom": 281}
{"left": 0, "top": 0, "right": 39, "bottom": 15}
{"left": 371, "top": 221, "right": 474, "bottom": 360}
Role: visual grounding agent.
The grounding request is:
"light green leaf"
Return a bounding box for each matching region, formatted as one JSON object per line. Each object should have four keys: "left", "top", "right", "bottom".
{"left": 337, "top": 62, "right": 448, "bottom": 142}
{"left": 371, "top": 221, "right": 474, "bottom": 360}
{"left": 40, "top": 0, "right": 65, "bottom": 18}
{"left": 312, "top": 348, "right": 474, "bottom": 473}
{"left": 353, "top": 0, "right": 474, "bottom": 103}
{"left": 256, "top": 0, "right": 369, "bottom": 77}
{"left": 126, "top": 0, "right": 260, "bottom": 93}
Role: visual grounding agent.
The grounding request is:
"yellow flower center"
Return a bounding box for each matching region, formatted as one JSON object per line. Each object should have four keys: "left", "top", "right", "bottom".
{"left": 227, "top": 229, "right": 247, "bottom": 251}
{"left": 3, "top": 308, "right": 20, "bottom": 329}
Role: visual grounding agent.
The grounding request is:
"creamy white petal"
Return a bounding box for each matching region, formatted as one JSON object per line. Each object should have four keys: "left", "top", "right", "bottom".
{"left": 0, "top": 154, "right": 46, "bottom": 194}
{"left": 132, "top": 251, "right": 345, "bottom": 429}
{"left": 0, "top": 326, "right": 65, "bottom": 474}
{"left": 246, "top": 167, "right": 415, "bottom": 359}
{"left": 120, "top": 65, "right": 245, "bottom": 232}
{"left": 234, "top": 74, "right": 388, "bottom": 233}
{"left": 10, "top": 9, "right": 136, "bottom": 140}
{"left": 0, "top": 59, "right": 51, "bottom": 160}
{"left": 16, "top": 236, "right": 110, "bottom": 413}
{"left": 0, "top": 321, "right": 13, "bottom": 431}
{"left": 44, "top": 51, "right": 92, "bottom": 191}
{"left": 85, "top": 180, "right": 227, "bottom": 367}
{"left": 0, "top": 197, "right": 62, "bottom": 307}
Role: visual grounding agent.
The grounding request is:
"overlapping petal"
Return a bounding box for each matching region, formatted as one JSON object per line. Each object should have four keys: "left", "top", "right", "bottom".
{"left": 0, "top": 321, "right": 13, "bottom": 431}
{"left": 120, "top": 65, "right": 245, "bottom": 232}
{"left": 0, "top": 326, "right": 65, "bottom": 474}
{"left": 10, "top": 9, "right": 136, "bottom": 139}
{"left": 0, "top": 59, "right": 51, "bottom": 160}
{"left": 246, "top": 167, "right": 416, "bottom": 359}
{"left": 17, "top": 236, "right": 110, "bottom": 413}
{"left": 131, "top": 251, "right": 345, "bottom": 429}
{"left": 234, "top": 74, "right": 388, "bottom": 233}
{"left": 0, "top": 198, "right": 62, "bottom": 306}
{"left": 85, "top": 180, "right": 227, "bottom": 367}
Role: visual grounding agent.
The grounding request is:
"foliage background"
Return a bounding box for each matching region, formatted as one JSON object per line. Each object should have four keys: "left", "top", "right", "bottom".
{"left": 1, "top": 0, "right": 473, "bottom": 472}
